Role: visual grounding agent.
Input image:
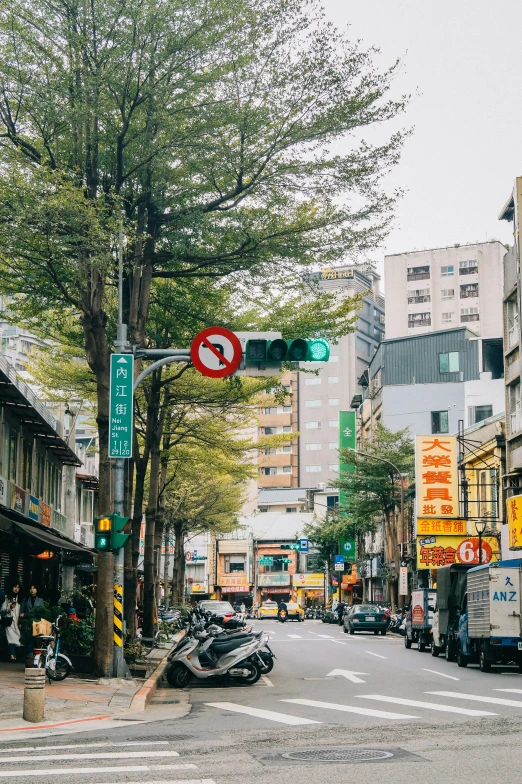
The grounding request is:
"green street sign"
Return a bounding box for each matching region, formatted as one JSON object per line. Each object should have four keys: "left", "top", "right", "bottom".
{"left": 109, "top": 353, "right": 134, "bottom": 458}
{"left": 340, "top": 537, "right": 356, "bottom": 560}
{"left": 260, "top": 557, "right": 273, "bottom": 566}
{"left": 339, "top": 410, "right": 356, "bottom": 507}
{"left": 281, "top": 558, "right": 292, "bottom": 564}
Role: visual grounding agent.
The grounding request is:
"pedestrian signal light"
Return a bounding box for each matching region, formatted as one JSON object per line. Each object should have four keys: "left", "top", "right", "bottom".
{"left": 246, "top": 338, "right": 330, "bottom": 364}
{"left": 94, "top": 513, "right": 130, "bottom": 552}
{"left": 111, "top": 513, "right": 131, "bottom": 551}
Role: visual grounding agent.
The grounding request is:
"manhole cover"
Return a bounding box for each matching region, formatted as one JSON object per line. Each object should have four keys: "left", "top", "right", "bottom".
{"left": 282, "top": 749, "right": 394, "bottom": 763}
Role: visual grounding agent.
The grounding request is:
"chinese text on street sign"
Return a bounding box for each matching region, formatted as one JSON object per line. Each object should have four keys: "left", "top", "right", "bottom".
{"left": 334, "top": 554, "right": 345, "bottom": 571}
{"left": 415, "top": 435, "right": 458, "bottom": 518}
{"left": 109, "top": 353, "right": 134, "bottom": 458}
{"left": 507, "top": 494, "right": 522, "bottom": 550}
{"left": 416, "top": 534, "right": 498, "bottom": 570}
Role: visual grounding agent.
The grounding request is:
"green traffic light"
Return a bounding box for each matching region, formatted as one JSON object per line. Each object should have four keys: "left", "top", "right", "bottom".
{"left": 307, "top": 338, "right": 330, "bottom": 362}
{"left": 97, "top": 536, "right": 109, "bottom": 550}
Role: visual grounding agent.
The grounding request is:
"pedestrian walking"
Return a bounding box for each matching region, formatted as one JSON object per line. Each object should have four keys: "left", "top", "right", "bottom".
{"left": 336, "top": 600, "right": 345, "bottom": 626}
{"left": 1, "top": 582, "right": 22, "bottom": 661}
{"left": 20, "top": 585, "right": 45, "bottom": 657}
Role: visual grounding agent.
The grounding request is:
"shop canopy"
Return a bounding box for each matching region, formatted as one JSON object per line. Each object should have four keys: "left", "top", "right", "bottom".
{"left": 0, "top": 514, "right": 93, "bottom": 555}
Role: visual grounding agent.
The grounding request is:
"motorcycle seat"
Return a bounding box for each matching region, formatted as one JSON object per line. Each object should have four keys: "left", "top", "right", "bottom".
{"left": 210, "top": 636, "right": 253, "bottom": 655}
{"left": 214, "top": 631, "right": 254, "bottom": 641}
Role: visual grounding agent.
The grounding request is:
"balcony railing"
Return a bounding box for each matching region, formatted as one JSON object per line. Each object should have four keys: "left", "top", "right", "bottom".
{"left": 407, "top": 295, "right": 431, "bottom": 304}
{"left": 459, "top": 267, "right": 478, "bottom": 275}
{"left": 511, "top": 408, "right": 522, "bottom": 434}
{"left": 408, "top": 319, "right": 431, "bottom": 327}
{"left": 461, "top": 314, "right": 479, "bottom": 322}
{"left": 460, "top": 288, "right": 479, "bottom": 299}
{"left": 407, "top": 272, "right": 430, "bottom": 281}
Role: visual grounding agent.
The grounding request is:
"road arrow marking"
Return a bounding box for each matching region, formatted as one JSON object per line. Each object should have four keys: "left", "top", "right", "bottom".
{"left": 326, "top": 669, "right": 367, "bottom": 683}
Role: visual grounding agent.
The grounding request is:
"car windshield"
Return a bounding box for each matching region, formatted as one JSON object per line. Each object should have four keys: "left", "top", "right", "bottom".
{"left": 355, "top": 606, "right": 377, "bottom": 613}
{"left": 262, "top": 602, "right": 277, "bottom": 607}
{"left": 200, "top": 601, "right": 234, "bottom": 614}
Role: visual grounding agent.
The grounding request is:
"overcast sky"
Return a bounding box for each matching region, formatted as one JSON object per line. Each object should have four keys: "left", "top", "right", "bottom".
{"left": 321, "top": 0, "right": 520, "bottom": 271}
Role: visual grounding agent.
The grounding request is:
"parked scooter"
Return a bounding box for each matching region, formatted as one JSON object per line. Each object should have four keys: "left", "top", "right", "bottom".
{"left": 166, "top": 613, "right": 273, "bottom": 687}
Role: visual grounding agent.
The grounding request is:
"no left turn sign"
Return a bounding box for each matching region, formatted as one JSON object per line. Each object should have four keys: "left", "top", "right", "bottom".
{"left": 191, "top": 326, "right": 243, "bottom": 379}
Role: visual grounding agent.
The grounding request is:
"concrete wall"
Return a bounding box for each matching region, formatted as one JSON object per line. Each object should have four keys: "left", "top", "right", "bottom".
{"left": 382, "top": 383, "right": 466, "bottom": 435}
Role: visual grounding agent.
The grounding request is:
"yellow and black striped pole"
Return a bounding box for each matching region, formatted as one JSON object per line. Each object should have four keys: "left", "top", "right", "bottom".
{"left": 114, "top": 584, "right": 123, "bottom": 647}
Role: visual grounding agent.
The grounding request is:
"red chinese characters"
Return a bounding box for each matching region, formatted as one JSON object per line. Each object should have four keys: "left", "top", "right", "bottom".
{"left": 416, "top": 436, "right": 458, "bottom": 518}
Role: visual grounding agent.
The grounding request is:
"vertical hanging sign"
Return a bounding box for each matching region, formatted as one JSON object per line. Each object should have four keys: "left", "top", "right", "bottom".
{"left": 415, "top": 435, "right": 458, "bottom": 518}
{"left": 339, "top": 411, "right": 357, "bottom": 559}
{"left": 109, "top": 354, "right": 134, "bottom": 458}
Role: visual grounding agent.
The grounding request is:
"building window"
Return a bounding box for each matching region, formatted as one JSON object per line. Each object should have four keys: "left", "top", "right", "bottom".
{"left": 259, "top": 506, "right": 268, "bottom": 512}
{"left": 225, "top": 555, "right": 245, "bottom": 573}
{"left": 439, "top": 351, "right": 459, "bottom": 373}
{"left": 282, "top": 445, "right": 292, "bottom": 453}
{"left": 8, "top": 429, "right": 17, "bottom": 483}
{"left": 407, "top": 265, "right": 430, "bottom": 281}
{"left": 264, "top": 407, "right": 277, "bottom": 414}
{"left": 441, "top": 289, "right": 454, "bottom": 300}
{"left": 328, "top": 398, "right": 339, "bottom": 406}
{"left": 286, "top": 507, "right": 297, "bottom": 513}
{"left": 459, "top": 260, "right": 478, "bottom": 275}
{"left": 329, "top": 356, "right": 339, "bottom": 363}
{"left": 305, "top": 377, "right": 321, "bottom": 386}
{"left": 469, "top": 405, "right": 493, "bottom": 425}
{"left": 460, "top": 283, "right": 479, "bottom": 299}
{"left": 282, "top": 425, "right": 292, "bottom": 433}
{"left": 305, "top": 421, "right": 321, "bottom": 429}
{"left": 327, "top": 495, "right": 339, "bottom": 507}
{"left": 283, "top": 405, "right": 292, "bottom": 413}
{"left": 263, "top": 426, "right": 276, "bottom": 435}
{"left": 264, "top": 448, "right": 276, "bottom": 455}
{"left": 262, "top": 467, "right": 277, "bottom": 475}
{"left": 328, "top": 377, "right": 339, "bottom": 384}
{"left": 407, "top": 289, "right": 431, "bottom": 304}
{"left": 441, "top": 265, "right": 454, "bottom": 277}
{"left": 431, "top": 410, "right": 449, "bottom": 434}
{"left": 81, "top": 489, "right": 93, "bottom": 523}
{"left": 22, "top": 440, "right": 32, "bottom": 491}
{"left": 408, "top": 312, "right": 431, "bottom": 327}
{"left": 305, "top": 443, "right": 321, "bottom": 451}
{"left": 305, "top": 465, "right": 322, "bottom": 473}
{"left": 461, "top": 307, "right": 479, "bottom": 322}
{"left": 328, "top": 420, "right": 338, "bottom": 427}
{"left": 510, "top": 382, "right": 521, "bottom": 434}
{"left": 36, "top": 453, "right": 45, "bottom": 498}
{"left": 305, "top": 400, "right": 321, "bottom": 408}
{"left": 328, "top": 442, "right": 338, "bottom": 450}
{"left": 282, "top": 465, "right": 292, "bottom": 473}
{"left": 442, "top": 312, "right": 455, "bottom": 324}
{"left": 329, "top": 464, "right": 340, "bottom": 471}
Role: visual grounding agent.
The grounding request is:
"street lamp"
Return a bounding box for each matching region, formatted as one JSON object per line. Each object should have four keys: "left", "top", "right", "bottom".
{"left": 475, "top": 519, "right": 487, "bottom": 565}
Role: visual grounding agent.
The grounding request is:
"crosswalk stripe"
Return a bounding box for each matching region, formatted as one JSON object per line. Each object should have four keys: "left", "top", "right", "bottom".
{"left": 3, "top": 751, "right": 180, "bottom": 762}
{"left": 205, "top": 702, "right": 320, "bottom": 725}
{"left": 282, "top": 699, "right": 418, "bottom": 720}
{"left": 0, "top": 765, "right": 195, "bottom": 779}
{"left": 287, "top": 634, "right": 302, "bottom": 639}
{"left": 0, "top": 742, "right": 169, "bottom": 754}
{"left": 358, "top": 695, "right": 497, "bottom": 716}
{"left": 428, "top": 691, "right": 522, "bottom": 708}
{"left": 422, "top": 669, "right": 460, "bottom": 681}
{"left": 86, "top": 781, "right": 215, "bottom": 784}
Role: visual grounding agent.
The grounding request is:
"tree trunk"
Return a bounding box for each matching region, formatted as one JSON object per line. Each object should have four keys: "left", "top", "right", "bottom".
{"left": 172, "top": 519, "right": 186, "bottom": 604}
{"left": 163, "top": 523, "right": 172, "bottom": 607}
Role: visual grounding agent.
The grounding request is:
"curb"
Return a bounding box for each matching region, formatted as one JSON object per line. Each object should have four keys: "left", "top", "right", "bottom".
{"left": 129, "top": 633, "right": 183, "bottom": 712}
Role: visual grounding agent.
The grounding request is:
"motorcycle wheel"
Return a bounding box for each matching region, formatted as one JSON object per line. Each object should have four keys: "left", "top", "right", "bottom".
{"left": 47, "top": 657, "right": 71, "bottom": 681}
{"left": 166, "top": 663, "right": 192, "bottom": 688}
{"left": 258, "top": 652, "right": 274, "bottom": 674}
{"left": 229, "top": 661, "right": 261, "bottom": 685}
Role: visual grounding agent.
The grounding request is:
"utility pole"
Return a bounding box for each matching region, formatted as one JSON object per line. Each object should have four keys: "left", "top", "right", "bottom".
{"left": 112, "top": 230, "right": 130, "bottom": 678}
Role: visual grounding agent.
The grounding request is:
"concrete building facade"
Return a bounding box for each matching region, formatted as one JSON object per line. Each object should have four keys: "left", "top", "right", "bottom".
{"left": 298, "top": 264, "right": 385, "bottom": 487}
{"left": 257, "top": 371, "right": 299, "bottom": 489}
{"left": 384, "top": 242, "right": 506, "bottom": 341}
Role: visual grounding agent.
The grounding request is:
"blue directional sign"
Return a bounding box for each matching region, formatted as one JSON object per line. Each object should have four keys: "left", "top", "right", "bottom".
{"left": 334, "top": 554, "right": 345, "bottom": 571}
{"left": 299, "top": 538, "right": 309, "bottom": 553}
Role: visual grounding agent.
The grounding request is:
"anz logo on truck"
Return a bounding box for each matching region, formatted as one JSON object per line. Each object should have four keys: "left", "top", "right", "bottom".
{"left": 492, "top": 575, "right": 518, "bottom": 602}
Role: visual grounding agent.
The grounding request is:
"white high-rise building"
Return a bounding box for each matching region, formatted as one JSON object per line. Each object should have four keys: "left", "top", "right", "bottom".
{"left": 298, "top": 263, "right": 384, "bottom": 488}
{"left": 384, "top": 241, "right": 506, "bottom": 340}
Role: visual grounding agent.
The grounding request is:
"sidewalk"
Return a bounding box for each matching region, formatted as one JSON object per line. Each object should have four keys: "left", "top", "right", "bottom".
{"left": 0, "top": 639, "right": 180, "bottom": 732}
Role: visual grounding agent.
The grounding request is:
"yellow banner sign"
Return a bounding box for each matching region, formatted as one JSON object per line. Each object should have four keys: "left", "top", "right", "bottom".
{"left": 217, "top": 573, "right": 249, "bottom": 587}
{"left": 506, "top": 495, "right": 522, "bottom": 550}
{"left": 416, "top": 435, "right": 458, "bottom": 518}
{"left": 417, "top": 518, "right": 467, "bottom": 536}
{"left": 416, "top": 535, "right": 498, "bottom": 570}
{"left": 292, "top": 573, "right": 325, "bottom": 588}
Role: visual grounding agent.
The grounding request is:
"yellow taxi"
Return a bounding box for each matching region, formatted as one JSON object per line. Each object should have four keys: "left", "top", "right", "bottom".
{"left": 257, "top": 600, "right": 279, "bottom": 619}
{"left": 286, "top": 602, "right": 305, "bottom": 621}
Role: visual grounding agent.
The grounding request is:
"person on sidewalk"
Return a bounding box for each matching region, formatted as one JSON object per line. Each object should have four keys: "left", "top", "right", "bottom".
{"left": 1, "top": 582, "right": 22, "bottom": 661}
{"left": 20, "top": 585, "right": 45, "bottom": 657}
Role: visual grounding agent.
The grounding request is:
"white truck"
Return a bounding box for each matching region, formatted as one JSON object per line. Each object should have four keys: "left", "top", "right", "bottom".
{"left": 456, "top": 562, "right": 522, "bottom": 672}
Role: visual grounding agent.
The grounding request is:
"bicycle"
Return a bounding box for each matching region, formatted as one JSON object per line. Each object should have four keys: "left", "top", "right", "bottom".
{"left": 34, "top": 615, "right": 73, "bottom": 682}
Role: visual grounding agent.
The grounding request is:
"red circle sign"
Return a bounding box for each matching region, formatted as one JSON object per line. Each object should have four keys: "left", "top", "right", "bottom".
{"left": 456, "top": 537, "right": 493, "bottom": 565}
{"left": 190, "top": 326, "right": 242, "bottom": 379}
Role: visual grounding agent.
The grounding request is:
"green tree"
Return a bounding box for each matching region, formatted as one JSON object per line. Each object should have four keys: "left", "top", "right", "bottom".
{"left": 0, "top": 0, "right": 406, "bottom": 673}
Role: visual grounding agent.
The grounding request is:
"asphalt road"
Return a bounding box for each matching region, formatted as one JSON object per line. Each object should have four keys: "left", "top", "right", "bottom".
{"left": 1, "top": 620, "right": 522, "bottom": 784}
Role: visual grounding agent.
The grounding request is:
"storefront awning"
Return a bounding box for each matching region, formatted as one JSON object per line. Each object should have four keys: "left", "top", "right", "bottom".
{"left": 13, "top": 520, "right": 93, "bottom": 554}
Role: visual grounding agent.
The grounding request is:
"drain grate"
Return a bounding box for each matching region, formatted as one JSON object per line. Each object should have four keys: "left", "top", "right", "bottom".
{"left": 282, "top": 749, "right": 394, "bottom": 763}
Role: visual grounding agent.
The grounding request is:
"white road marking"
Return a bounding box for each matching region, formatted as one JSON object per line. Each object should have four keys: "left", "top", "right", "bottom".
{"left": 260, "top": 675, "right": 274, "bottom": 687}
{"left": 428, "top": 690, "right": 522, "bottom": 708}
{"left": 0, "top": 765, "right": 195, "bottom": 779}
{"left": 422, "top": 669, "right": 460, "bottom": 681}
{"left": 365, "top": 651, "right": 387, "bottom": 659}
{"left": 287, "top": 634, "right": 302, "bottom": 639}
{"left": 326, "top": 669, "right": 367, "bottom": 683}
{"left": 359, "top": 695, "right": 496, "bottom": 716}
{"left": 205, "top": 702, "right": 320, "bottom": 725}
{"left": 1, "top": 751, "right": 180, "bottom": 762}
{"left": 283, "top": 698, "right": 418, "bottom": 720}
{"left": 0, "top": 742, "right": 170, "bottom": 754}
{"left": 494, "top": 688, "right": 522, "bottom": 694}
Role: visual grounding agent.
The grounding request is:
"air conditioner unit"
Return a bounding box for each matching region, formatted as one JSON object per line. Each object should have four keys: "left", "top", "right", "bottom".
{"left": 317, "top": 482, "right": 326, "bottom": 491}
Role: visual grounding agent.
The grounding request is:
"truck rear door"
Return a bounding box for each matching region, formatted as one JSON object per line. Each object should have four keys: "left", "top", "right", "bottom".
{"left": 490, "top": 567, "right": 521, "bottom": 638}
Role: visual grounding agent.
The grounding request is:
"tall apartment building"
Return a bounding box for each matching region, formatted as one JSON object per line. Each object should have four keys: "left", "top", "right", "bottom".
{"left": 384, "top": 242, "right": 506, "bottom": 340}
{"left": 298, "top": 264, "right": 385, "bottom": 487}
{"left": 257, "top": 370, "right": 299, "bottom": 488}
{"left": 500, "top": 179, "right": 522, "bottom": 486}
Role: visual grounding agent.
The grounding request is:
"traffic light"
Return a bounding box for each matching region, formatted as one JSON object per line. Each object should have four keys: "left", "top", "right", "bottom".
{"left": 94, "top": 513, "right": 131, "bottom": 552}
{"left": 280, "top": 543, "right": 300, "bottom": 550}
{"left": 246, "top": 337, "right": 330, "bottom": 364}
